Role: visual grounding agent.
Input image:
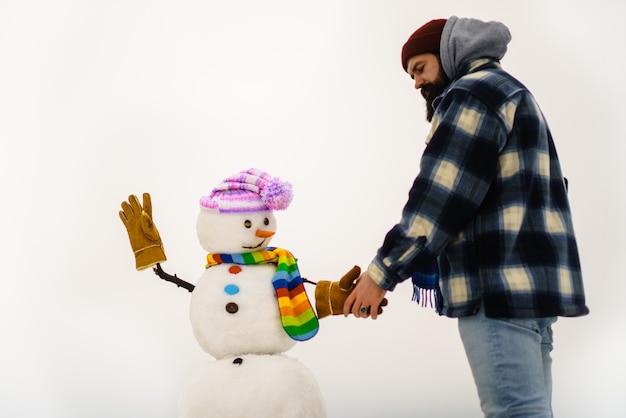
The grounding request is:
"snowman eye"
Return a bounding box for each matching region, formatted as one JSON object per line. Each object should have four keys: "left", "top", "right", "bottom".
{"left": 264, "top": 218, "right": 269, "bottom": 226}
{"left": 244, "top": 220, "right": 252, "bottom": 228}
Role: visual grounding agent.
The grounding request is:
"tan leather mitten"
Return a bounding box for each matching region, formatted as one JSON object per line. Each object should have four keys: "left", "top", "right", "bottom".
{"left": 315, "top": 266, "right": 388, "bottom": 319}
{"left": 119, "top": 193, "right": 167, "bottom": 270}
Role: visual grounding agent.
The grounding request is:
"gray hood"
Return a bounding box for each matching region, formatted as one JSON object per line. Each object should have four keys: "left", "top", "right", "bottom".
{"left": 440, "top": 16, "right": 512, "bottom": 81}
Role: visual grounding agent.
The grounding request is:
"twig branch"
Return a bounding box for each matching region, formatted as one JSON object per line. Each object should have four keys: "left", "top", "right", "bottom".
{"left": 302, "top": 277, "right": 317, "bottom": 286}
{"left": 153, "top": 263, "right": 195, "bottom": 292}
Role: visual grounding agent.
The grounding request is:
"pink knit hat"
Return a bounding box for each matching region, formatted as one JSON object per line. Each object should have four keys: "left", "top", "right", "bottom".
{"left": 200, "top": 168, "right": 293, "bottom": 213}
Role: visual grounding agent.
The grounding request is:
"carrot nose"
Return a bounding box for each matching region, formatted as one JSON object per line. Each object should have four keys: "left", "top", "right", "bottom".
{"left": 255, "top": 229, "right": 275, "bottom": 238}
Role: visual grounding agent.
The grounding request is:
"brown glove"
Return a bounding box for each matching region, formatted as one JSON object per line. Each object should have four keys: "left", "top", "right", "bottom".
{"left": 315, "top": 266, "right": 388, "bottom": 319}
{"left": 119, "top": 193, "right": 167, "bottom": 270}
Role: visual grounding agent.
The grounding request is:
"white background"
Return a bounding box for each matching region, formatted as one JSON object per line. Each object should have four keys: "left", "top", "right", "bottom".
{"left": 1, "top": 1, "right": 624, "bottom": 417}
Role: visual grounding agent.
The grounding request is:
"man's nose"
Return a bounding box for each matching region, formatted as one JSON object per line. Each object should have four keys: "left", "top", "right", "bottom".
{"left": 414, "top": 77, "right": 424, "bottom": 90}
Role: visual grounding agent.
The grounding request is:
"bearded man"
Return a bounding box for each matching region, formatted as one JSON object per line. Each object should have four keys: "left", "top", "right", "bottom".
{"left": 344, "top": 16, "right": 588, "bottom": 418}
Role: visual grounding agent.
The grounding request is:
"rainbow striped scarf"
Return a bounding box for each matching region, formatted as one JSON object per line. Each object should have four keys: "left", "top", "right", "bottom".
{"left": 205, "top": 247, "right": 319, "bottom": 341}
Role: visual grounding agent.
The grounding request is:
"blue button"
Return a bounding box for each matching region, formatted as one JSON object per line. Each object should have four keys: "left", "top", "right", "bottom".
{"left": 224, "top": 284, "right": 239, "bottom": 295}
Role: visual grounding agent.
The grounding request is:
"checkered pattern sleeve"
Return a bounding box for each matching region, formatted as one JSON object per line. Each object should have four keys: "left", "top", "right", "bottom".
{"left": 371, "top": 84, "right": 505, "bottom": 290}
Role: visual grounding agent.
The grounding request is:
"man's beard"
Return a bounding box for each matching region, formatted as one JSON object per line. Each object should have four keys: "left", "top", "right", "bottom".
{"left": 421, "top": 69, "right": 450, "bottom": 122}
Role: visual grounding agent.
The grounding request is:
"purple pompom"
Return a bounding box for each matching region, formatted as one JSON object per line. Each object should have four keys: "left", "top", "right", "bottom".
{"left": 260, "top": 178, "right": 293, "bottom": 210}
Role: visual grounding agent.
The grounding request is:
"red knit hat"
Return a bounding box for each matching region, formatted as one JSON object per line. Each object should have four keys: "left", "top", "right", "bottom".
{"left": 401, "top": 19, "right": 447, "bottom": 71}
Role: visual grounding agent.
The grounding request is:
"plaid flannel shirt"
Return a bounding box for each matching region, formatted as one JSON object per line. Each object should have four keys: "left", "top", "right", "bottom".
{"left": 369, "top": 59, "right": 588, "bottom": 318}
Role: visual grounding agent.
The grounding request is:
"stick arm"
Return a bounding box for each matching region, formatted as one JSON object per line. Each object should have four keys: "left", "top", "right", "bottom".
{"left": 153, "top": 263, "right": 195, "bottom": 292}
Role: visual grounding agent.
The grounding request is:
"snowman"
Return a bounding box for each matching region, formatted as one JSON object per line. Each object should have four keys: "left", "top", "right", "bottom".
{"left": 119, "top": 168, "right": 366, "bottom": 418}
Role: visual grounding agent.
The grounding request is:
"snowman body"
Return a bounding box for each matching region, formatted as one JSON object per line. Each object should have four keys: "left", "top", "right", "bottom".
{"left": 178, "top": 206, "right": 326, "bottom": 417}
{"left": 178, "top": 354, "right": 325, "bottom": 418}
{"left": 190, "top": 263, "right": 296, "bottom": 358}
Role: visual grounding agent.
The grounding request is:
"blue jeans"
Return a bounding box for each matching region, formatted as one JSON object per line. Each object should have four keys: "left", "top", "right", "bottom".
{"left": 458, "top": 304, "right": 557, "bottom": 418}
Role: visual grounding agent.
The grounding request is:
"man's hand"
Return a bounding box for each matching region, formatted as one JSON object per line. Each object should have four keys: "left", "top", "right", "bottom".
{"left": 343, "top": 270, "right": 388, "bottom": 319}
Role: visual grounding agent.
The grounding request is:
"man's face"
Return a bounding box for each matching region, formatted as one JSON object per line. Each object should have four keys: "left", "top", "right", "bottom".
{"left": 406, "top": 53, "right": 450, "bottom": 122}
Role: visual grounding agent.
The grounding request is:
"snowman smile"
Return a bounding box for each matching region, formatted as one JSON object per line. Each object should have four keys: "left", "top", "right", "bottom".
{"left": 242, "top": 239, "right": 266, "bottom": 250}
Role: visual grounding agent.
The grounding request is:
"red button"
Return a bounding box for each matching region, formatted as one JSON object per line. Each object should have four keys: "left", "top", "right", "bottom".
{"left": 229, "top": 266, "right": 242, "bottom": 274}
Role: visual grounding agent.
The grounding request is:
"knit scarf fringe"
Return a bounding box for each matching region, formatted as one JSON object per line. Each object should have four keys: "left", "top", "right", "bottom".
{"left": 205, "top": 247, "right": 319, "bottom": 341}
{"left": 411, "top": 258, "right": 442, "bottom": 314}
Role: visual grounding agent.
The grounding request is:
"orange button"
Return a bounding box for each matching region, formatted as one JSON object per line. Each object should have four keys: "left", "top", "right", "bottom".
{"left": 228, "top": 266, "right": 242, "bottom": 274}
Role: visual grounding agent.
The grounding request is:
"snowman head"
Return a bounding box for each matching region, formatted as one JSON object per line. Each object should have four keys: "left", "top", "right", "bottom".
{"left": 196, "top": 168, "right": 292, "bottom": 254}
{"left": 197, "top": 210, "right": 277, "bottom": 253}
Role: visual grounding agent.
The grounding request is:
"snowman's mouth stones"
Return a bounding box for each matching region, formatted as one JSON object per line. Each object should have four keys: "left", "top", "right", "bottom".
{"left": 242, "top": 239, "right": 266, "bottom": 249}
